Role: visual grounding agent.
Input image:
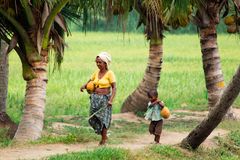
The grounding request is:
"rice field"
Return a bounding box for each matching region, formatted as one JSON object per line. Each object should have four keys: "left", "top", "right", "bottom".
{"left": 7, "top": 32, "right": 240, "bottom": 122}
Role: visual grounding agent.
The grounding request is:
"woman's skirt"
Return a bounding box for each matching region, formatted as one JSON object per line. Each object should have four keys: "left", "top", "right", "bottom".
{"left": 88, "top": 93, "right": 112, "bottom": 134}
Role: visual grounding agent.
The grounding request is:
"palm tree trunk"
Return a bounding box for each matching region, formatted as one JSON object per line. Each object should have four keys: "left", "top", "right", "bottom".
{"left": 14, "top": 50, "right": 48, "bottom": 142}
{"left": 0, "top": 40, "right": 17, "bottom": 138}
{"left": 121, "top": 39, "right": 163, "bottom": 112}
{"left": 200, "top": 25, "right": 235, "bottom": 118}
{"left": 180, "top": 65, "right": 240, "bottom": 150}
{"left": 0, "top": 40, "right": 8, "bottom": 113}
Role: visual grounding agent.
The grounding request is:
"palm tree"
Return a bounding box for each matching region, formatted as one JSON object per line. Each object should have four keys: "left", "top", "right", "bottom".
{"left": 121, "top": 0, "right": 192, "bottom": 112}
{"left": 193, "top": 0, "right": 239, "bottom": 118}
{"left": 0, "top": 0, "right": 84, "bottom": 142}
{"left": 181, "top": 65, "right": 240, "bottom": 149}
{"left": 121, "top": 0, "right": 163, "bottom": 112}
{"left": 0, "top": 0, "right": 121, "bottom": 142}
{"left": 179, "top": 0, "right": 240, "bottom": 150}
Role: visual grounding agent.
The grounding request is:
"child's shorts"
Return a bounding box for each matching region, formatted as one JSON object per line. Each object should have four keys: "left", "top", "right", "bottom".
{"left": 149, "top": 119, "right": 163, "bottom": 135}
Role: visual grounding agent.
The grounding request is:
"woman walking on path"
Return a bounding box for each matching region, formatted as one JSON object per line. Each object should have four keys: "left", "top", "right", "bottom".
{"left": 80, "top": 52, "right": 117, "bottom": 145}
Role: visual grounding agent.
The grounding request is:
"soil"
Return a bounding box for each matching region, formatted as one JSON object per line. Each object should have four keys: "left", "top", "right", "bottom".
{"left": 0, "top": 109, "right": 239, "bottom": 160}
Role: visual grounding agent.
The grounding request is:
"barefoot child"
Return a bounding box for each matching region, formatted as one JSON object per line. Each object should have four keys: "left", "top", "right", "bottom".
{"left": 145, "top": 90, "right": 164, "bottom": 144}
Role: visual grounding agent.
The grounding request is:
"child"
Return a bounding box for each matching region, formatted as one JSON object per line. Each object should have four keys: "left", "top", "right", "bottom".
{"left": 145, "top": 90, "right": 164, "bottom": 144}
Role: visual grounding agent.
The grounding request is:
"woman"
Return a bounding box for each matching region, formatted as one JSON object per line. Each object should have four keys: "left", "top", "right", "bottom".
{"left": 80, "top": 51, "right": 117, "bottom": 145}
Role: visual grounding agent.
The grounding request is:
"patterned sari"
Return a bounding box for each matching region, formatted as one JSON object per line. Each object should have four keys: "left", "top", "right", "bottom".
{"left": 89, "top": 93, "right": 112, "bottom": 134}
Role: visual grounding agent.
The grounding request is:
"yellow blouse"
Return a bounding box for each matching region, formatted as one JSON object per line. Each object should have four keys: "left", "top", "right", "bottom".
{"left": 90, "top": 70, "right": 116, "bottom": 88}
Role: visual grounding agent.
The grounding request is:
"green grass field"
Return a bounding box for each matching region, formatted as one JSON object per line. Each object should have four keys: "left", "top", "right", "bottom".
{"left": 7, "top": 32, "right": 240, "bottom": 122}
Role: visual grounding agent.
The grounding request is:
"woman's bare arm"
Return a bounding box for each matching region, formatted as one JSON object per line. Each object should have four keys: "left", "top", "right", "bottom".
{"left": 108, "top": 82, "right": 116, "bottom": 106}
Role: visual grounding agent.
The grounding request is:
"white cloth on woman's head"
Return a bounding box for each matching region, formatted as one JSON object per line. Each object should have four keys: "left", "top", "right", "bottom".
{"left": 97, "top": 51, "right": 112, "bottom": 67}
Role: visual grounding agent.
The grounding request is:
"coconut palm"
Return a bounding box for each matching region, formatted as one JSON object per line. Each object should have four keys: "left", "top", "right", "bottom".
{"left": 181, "top": 65, "right": 240, "bottom": 149}
{"left": 179, "top": 0, "right": 240, "bottom": 150}
{"left": 121, "top": 0, "right": 164, "bottom": 112}
{"left": 193, "top": 0, "right": 240, "bottom": 118}
{"left": 121, "top": 0, "right": 193, "bottom": 112}
{"left": 0, "top": 0, "right": 92, "bottom": 142}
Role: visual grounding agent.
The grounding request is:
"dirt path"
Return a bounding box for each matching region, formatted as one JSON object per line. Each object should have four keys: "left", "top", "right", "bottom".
{"left": 0, "top": 129, "right": 228, "bottom": 160}
{"left": 1, "top": 108, "right": 238, "bottom": 160}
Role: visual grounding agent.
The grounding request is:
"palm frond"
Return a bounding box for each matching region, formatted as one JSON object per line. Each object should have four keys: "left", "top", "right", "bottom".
{"left": 61, "top": 4, "right": 82, "bottom": 25}
{"left": 233, "top": 0, "right": 240, "bottom": 11}
{"left": 190, "top": 0, "right": 240, "bottom": 34}
{"left": 0, "top": 20, "right": 13, "bottom": 40}
{"left": 221, "top": 0, "right": 240, "bottom": 34}
{"left": 143, "top": 0, "right": 163, "bottom": 18}
{"left": 50, "top": 22, "right": 65, "bottom": 71}
{"left": 163, "top": 0, "right": 193, "bottom": 29}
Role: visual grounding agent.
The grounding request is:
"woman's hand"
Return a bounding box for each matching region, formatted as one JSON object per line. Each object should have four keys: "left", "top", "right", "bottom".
{"left": 80, "top": 85, "right": 86, "bottom": 92}
{"left": 80, "top": 80, "right": 91, "bottom": 92}
{"left": 107, "top": 101, "right": 112, "bottom": 107}
{"left": 108, "top": 82, "right": 116, "bottom": 108}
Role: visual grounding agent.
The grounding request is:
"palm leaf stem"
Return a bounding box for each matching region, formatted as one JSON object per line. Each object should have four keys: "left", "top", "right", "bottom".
{"left": 42, "top": 0, "right": 69, "bottom": 49}
{"left": 0, "top": 8, "right": 40, "bottom": 62}
{"left": 0, "top": 34, "right": 36, "bottom": 80}
{"left": 20, "top": 0, "right": 36, "bottom": 26}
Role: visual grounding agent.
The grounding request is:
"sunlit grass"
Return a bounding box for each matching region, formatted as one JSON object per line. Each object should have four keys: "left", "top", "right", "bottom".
{"left": 0, "top": 129, "right": 11, "bottom": 148}
{"left": 7, "top": 32, "right": 240, "bottom": 122}
{"left": 48, "top": 147, "right": 132, "bottom": 160}
{"left": 34, "top": 117, "right": 148, "bottom": 145}
{"left": 164, "top": 119, "right": 200, "bottom": 132}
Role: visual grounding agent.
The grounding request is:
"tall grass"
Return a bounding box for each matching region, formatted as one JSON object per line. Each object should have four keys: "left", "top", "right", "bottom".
{"left": 7, "top": 32, "right": 240, "bottom": 122}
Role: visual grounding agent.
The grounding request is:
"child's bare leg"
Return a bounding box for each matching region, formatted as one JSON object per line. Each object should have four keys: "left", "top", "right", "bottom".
{"left": 154, "top": 135, "right": 160, "bottom": 143}
{"left": 154, "top": 120, "right": 163, "bottom": 143}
